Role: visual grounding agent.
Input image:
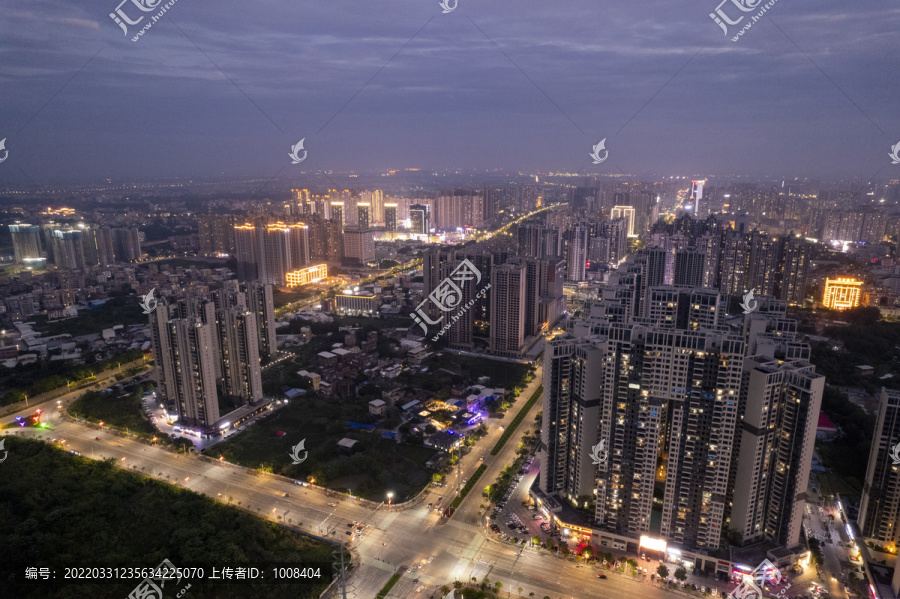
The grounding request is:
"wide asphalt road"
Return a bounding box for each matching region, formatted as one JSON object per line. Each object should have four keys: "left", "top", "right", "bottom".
{"left": 1, "top": 364, "right": 711, "bottom": 599}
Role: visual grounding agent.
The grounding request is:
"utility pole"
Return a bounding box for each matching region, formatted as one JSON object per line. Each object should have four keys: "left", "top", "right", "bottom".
{"left": 332, "top": 547, "right": 349, "bottom": 599}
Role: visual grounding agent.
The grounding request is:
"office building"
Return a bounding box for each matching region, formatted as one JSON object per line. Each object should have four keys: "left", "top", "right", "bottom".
{"left": 335, "top": 292, "right": 379, "bottom": 316}
{"left": 823, "top": 277, "right": 862, "bottom": 310}
{"left": 9, "top": 224, "right": 42, "bottom": 264}
{"left": 286, "top": 264, "right": 328, "bottom": 287}
{"left": 859, "top": 389, "right": 900, "bottom": 546}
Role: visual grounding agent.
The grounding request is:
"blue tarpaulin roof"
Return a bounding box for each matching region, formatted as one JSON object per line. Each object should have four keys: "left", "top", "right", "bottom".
{"left": 346, "top": 421, "right": 376, "bottom": 430}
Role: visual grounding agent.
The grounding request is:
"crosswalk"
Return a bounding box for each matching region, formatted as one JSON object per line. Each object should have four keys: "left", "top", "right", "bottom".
{"left": 447, "top": 520, "right": 482, "bottom": 535}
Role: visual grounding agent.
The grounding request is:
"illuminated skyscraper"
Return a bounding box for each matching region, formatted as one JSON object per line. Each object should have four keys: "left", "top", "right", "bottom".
{"left": 384, "top": 203, "right": 398, "bottom": 233}
{"left": 610, "top": 205, "right": 636, "bottom": 238}
{"left": 410, "top": 204, "right": 430, "bottom": 236}
{"left": 357, "top": 203, "right": 371, "bottom": 230}
{"left": 565, "top": 223, "right": 588, "bottom": 282}
{"left": 9, "top": 224, "right": 42, "bottom": 264}
{"left": 490, "top": 259, "right": 527, "bottom": 357}
{"left": 859, "top": 389, "right": 900, "bottom": 546}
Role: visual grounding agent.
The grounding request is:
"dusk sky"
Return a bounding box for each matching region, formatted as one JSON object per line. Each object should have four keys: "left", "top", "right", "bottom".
{"left": 1, "top": 0, "right": 899, "bottom": 184}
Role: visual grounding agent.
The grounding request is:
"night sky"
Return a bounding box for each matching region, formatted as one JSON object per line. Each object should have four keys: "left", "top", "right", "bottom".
{"left": 1, "top": 0, "right": 899, "bottom": 184}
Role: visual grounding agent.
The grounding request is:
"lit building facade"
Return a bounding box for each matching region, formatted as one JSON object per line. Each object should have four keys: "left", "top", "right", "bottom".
{"left": 286, "top": 264, "right": 328, "bottom": 287}
{"left": 822, "top": 277, "right": 862, "bottom": 310}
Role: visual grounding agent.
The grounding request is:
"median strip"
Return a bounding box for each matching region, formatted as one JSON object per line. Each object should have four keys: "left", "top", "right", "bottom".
{"left": 490, "top": 386, "right": 542, "bottom": 456}
{"left": 450, "top": 464, "right": 487, "bottom": 509}
{"left": 376, "top": 573, "right": 402, "bottom": 598}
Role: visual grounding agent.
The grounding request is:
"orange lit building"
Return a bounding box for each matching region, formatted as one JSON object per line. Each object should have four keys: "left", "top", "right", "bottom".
{"left": 286, "top": 264, "right": 328, "bottom": 287}
{"left": 822, "top": 277, "right": 862, "bottom": 310}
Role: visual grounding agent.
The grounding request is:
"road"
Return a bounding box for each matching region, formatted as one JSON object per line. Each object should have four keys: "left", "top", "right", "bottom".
{"left": 2, "top": 360, "right": 716, "bottom": 599}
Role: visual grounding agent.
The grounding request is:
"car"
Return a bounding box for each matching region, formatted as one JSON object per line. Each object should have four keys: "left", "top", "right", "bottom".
{"left": 416, "top": 587, "right": 424, "bottom": 593}
{"left": 597, "top": 574, "right": 607, "bottom": 579}
{"left": 345, "top": 531, "right": 352, "bottom": 535}
{"left": 428, "top": 557, "right": 434, "bottom": 563}
{"left": 490, "top": 515, "right": 497, "bottom": 520}
{"left": 347, "top": 523, "right": 354, "bottom": 527}
{"left": 95, "top": 437, "right": 101, "bottom": 440}
{"left": 462, "top": 478, "right": 468, "bottom": 484}
{"left": 427, "top": 503, "right": 433, "bottom": 508}
{"left": 283, "top": 493, "right": 290, "bottom": 497}
{"left": 480, "top": 456, "right": 485, "bottom": 461}
{"left": 328, "top": 503, "right": 336, "bottom": 507}
{"left": 641, "top": 554, "right": 647, "bottom": 561}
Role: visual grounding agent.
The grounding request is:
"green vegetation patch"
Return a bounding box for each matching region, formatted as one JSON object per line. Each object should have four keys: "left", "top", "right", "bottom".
{"left": 451, "top": 464, "right": 487, "bottom": 508}
{"left": 0, "top": 438, "right": 333, "bottom": 599}
{"left": 209, "top": 395, "right": 435, "bottom": 502}
{"left": 69, "top": 387, "right": 156, "bottom": 435}
{"left": 376, "top": 573, "right": 402, "bottom": 598}
{"left": 490, "top": 386, "right": 542, "bottom": 456}
{"left": 0, "top": 349, "right": 145, "bottom": 407}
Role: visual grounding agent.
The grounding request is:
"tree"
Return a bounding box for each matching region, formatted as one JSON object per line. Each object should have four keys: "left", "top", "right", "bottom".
{"left": 674, "top": 567, "right": 687, "bottom": 582}
{"left": 626, "top": 558, "right": 638, "bottom": 573}
{"left": 494, "top": 581, "right": 502, "bottom": 591}
{"left": 440, "top": 585, "right": 451, "bottom": 595}
{"left": 657, "top": 564, "right": 669, "bottom": 579}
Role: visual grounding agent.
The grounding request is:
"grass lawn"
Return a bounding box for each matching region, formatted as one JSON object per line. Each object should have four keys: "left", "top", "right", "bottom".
{"left": 208, "top": 394, "right": 436, "bottom": 502}
{"left": 0, "top": 438, "right": 333, "bottom": 599}
{"left": 69, "top": 389, "right": 156, "bottom": 435}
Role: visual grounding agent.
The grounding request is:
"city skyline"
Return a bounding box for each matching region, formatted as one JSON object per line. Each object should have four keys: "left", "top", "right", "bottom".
{"left": 0, "top": 1, "right": 897, "bottom": 185}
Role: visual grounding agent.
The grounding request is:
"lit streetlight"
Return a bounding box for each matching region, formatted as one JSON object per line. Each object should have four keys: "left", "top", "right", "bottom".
{"left": 387, "top": 492, "right": 393, "bottom": 506}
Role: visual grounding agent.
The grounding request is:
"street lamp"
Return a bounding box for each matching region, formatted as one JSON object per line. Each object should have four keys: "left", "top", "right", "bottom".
{"left": 387, "top": 492, "right": 393, "bottom": 506}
